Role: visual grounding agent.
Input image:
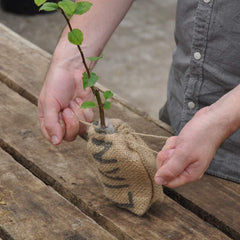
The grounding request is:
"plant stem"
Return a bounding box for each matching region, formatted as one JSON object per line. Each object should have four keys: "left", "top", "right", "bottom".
{"left": 95, "top": 90, "right": 105, "bottom": 128}
{"left": 61, "top": 10, "right": 106, "bottom": 128}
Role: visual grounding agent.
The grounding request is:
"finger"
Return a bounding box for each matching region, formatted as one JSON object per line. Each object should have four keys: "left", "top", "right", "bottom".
{"left": 69, "top": 100, "right": 87, "bottom": 135}
{"left": 71, "top": 99, "right": 94, "bottom": 135}
{"left": 156, "top": 148, "right": 174, "bottom": 170}
{"left": 39, "top": 116, "right": 51, "bottom": 141}
{"left": 162, "top": 136, "right": 177, "bottom": 151}
{"left": 62, "top": 108, "right": 80, "bottom": 141}
{"left": 76, "top": 97, "right": 94, "bottom": 123}
{"left": 165, "top": 164, "right": 204, "bottom": 188}
{"left": 154, "top": 150, "right": 188, "bottom": 185}
{"left": 156, "top": 136, "right": 177, "bottom": 170}
{"left": 38, "top": 98, "right": 51, "bottom": 140}
{"left": 82, "top": 108, "right": 94, "bottom": 122}
{"left": 41, "top": 98, "right": 63, "bottom": 145}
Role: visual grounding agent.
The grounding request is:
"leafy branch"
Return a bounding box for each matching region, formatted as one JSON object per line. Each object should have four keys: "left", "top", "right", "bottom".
{"left": 34, "top": 0, "right": 114, "bottom": 128}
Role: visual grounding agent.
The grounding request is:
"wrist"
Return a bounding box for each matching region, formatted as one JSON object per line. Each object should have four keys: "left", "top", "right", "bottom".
{"left": 51, "top": 37, "right": 94, "bottom": 71}
{"left": 209, "top": 85, "right": 240, "bottom": 137}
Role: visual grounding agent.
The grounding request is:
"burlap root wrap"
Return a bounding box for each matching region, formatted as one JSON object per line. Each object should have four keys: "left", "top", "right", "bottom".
{"left": 87, "top": 119, "right": 165, "bottom": 216}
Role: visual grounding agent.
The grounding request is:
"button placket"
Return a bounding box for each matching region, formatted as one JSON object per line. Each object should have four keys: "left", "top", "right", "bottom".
{"left": 180, "top": 0, "right": 214, "bottom": 129}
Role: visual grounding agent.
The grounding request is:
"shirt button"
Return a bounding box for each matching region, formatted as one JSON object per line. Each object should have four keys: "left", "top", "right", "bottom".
{"left": 194, "top": 52, "right": 201, "bottom": 60}
{"left": 188, "top": 101, "right": 196, "bottom": 109}
{"left": 203, "top": 0, "right": 211, "bottom": 3}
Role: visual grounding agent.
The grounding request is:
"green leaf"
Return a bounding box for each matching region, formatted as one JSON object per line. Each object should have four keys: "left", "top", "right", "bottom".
{"left": 82, "top": 72, "right": 98, "bottom": 90}
{"left": 87, "top": 53, "right": 104, "bottom": 63}
{"left": 58, "top": 0, "right": 76, "bottom": 18}
{"left": 75, "top": 1, "right": 92, "bottom": 15}
{"left": 103, "top": 101, "right": 111, "bottom": 110}
{"left": 68, "top": 29, "right": 83, "bottom": 45}
{"left": 39, "top": 2, "right": 58, "bottom": 11}
{"left": 103, "top": 90, "right": 113, "bottom": 100}
{"left": 34, "top": 0, "right": 47, "bottom": 7}
{"left": 80, "top": 101, "right": 97, "bottom": 109}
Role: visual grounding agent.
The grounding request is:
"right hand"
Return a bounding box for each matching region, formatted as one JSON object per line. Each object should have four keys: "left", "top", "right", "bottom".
{"left": 38, "top": 62, "right": 94, "bottom": 145}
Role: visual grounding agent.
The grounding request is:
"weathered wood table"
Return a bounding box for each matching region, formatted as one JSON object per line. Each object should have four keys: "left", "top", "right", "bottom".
{"left": 0, "top": 23, "right": 239, "bottom": 240}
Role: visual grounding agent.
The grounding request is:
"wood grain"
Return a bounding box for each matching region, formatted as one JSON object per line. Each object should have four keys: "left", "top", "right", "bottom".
{"left": 172, "top": 175, "right": 240, "bottom": 239}
{"left": 0, "top": 23, "right": 237, "bottom": 239}
{"left": 0, "top": 81, "right": 230, "bottom": 240}
{"left": 0, "top": 148, "right": 116, "bottom": 240}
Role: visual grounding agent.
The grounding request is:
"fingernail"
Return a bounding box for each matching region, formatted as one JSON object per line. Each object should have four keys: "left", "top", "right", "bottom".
{"left": 155, "top": 176, "right": 167, "bottom": 185}
{"left": 75, "top": 98, "right": 82, "bottom": 104}
{"left": 51, "top": 135, "right": 59, "bottom": 145}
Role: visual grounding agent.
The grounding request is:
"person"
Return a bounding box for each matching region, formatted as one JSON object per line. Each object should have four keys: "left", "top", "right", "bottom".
{"left": 38, "top": 0, "right": 240, "bottom": 188}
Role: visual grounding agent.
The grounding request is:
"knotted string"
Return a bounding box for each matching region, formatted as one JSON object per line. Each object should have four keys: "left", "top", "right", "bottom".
{"left": 78, "top": 119, "right": 168, "bottom": 155}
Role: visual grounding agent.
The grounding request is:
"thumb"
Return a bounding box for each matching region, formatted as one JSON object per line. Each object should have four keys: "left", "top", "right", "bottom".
{"left": 42, "top": 99, "right": 64, "bottom": 145}
{"left": 154, "top": 149, "right": 187, "bottom": 185}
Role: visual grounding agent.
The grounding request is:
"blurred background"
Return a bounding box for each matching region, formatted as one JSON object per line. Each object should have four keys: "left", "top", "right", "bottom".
{"left": 0, "top": 0, "right": 177, "bottom": 119}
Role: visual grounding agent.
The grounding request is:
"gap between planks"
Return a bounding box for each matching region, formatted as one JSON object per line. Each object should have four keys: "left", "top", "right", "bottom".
{"left": 0, "top": 138, "right": 133, "bottom": 240}
{"left": 0, "top": 77, "right": 236, "bottom": 240}
{"left": 163, "top": 187, "right": 239, "bottom": 240}
{"left": 0, "top": 227, "right": 15, "bottom": 240}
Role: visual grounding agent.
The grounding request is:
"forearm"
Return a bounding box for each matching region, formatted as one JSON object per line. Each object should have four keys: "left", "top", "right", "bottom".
{"left": 53, "top": 0, "right": 134, "bottom": 66}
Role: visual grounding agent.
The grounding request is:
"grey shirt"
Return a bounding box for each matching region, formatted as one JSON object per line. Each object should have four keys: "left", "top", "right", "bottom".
{"left": 167, "top": 0, "right": 240, "bottom": 183}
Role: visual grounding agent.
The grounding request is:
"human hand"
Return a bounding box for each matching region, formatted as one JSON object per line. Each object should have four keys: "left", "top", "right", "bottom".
{"left": 38, "top": 62, "right": 94, "bottom": 145}
{"left": 154, "top": 106, "right": 232, "bottom": 188}
{"left": 37, "top": 0, "right": 136, "bottom": 145}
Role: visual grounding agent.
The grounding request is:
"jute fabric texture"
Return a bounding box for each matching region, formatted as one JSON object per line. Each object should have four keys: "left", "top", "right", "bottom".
{"left": 87, "top": 119, "right": 165, "bottom": 216}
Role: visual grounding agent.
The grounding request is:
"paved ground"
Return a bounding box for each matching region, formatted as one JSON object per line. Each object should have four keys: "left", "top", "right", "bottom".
{"left": 0, "top": 0, "right": 177, "bottom": 119}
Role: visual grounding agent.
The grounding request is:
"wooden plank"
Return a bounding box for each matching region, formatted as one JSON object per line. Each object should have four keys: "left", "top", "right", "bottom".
{"left": 0, "top": 83, "right": 230, "bottom": 240}
{"left": 170, "top": 175, "right": 240, "bottom": 239}
{"left": 0, "top": 148, "right": 116, "bottom": 240}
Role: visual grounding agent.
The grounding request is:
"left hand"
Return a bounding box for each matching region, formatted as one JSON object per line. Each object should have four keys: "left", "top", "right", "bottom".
{"left": 154, "top": 106, "right": 231, "bottom": 188}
